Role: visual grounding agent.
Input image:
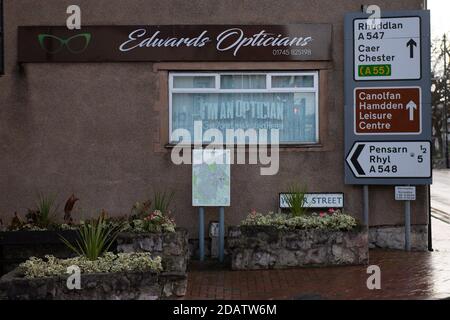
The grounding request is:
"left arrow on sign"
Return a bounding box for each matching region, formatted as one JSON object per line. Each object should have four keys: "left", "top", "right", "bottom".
{"left": 348, "top": 143, "right": 366, "bottom": 176}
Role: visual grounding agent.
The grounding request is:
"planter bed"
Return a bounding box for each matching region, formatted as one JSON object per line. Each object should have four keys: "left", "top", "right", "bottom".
{"left": 0, "top": 230, "right": 79, "bottom": 275}
{"left": 116, "top": 228, "right": 189, "bottom": 273}
{"left": 0, "top": 268, "right": 186, "bottom": 300}
{"left": 228, "top": 226, "right": 368, "bottom": 270}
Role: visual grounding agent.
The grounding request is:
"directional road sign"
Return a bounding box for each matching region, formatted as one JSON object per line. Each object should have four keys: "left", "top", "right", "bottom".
{"left": 354, "top": 16, "right": 421, "bottom": 80}
{"left": 354, "top": 87, "right": 421, "bottom": 134}
{"left": 344, "top": 10, "right": 431, "bottom": 185}
{"left": 346, "top": 141, "right": 431, "bottom": 179}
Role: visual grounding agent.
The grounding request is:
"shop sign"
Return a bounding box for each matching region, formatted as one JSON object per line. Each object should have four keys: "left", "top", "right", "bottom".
{"left": 18, "top": 24, "right": 332, "bottom": 62}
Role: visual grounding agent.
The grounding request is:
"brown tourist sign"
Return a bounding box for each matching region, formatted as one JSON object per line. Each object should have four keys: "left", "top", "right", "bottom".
{"left": 354, "top": 87, "right": 421, "bottom": 134}
{"left": 17, "top": 25, "right": 332, "bottom": 63}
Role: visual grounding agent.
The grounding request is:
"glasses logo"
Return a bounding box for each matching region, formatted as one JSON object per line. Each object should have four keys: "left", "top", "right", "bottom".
{"left": 38, "top": 33, "right": 91, "bottom": 54}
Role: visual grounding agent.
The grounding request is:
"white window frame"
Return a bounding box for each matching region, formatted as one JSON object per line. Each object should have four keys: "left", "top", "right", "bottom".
{"left": 169, "top": 71, "right": 319, "bottom": 145}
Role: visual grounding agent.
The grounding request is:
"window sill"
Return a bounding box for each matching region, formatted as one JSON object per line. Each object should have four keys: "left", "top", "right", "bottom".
{"left": 163, "top": 143, "right": 324, "bottom": 149}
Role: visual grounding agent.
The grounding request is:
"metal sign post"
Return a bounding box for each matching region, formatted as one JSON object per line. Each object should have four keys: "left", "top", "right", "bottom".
{"left": 198, "top": 207, "right": 205, "bottom": 261}
{"left": 395, "top": 185, "right": 416, "bottom": 250}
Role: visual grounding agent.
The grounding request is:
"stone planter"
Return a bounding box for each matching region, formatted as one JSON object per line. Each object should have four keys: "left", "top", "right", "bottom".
{"left": 116, "top": 228, "right": 189, "bottom": 273}
{"left": 0, "top": 230, "right": 79, "bottom": 275}
{"left": 228, "top": 226, "right": 368, "bottom": 270}
{"left": 0, "top": 268, "right": 186, "bottom": 300}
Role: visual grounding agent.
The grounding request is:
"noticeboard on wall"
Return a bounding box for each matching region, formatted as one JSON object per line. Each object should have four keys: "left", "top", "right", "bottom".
{"left": 192, "top": 149, "right": 230, "bottom": 207}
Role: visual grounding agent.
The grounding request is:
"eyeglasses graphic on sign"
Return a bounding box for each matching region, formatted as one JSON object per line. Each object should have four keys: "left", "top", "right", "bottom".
{"left": 37, "top": 33, "right": 91, "bottom": 54}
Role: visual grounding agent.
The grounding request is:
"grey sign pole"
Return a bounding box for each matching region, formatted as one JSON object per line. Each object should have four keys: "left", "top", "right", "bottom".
{"left": 405, "top": 196, "right": 411, "bottom": 251}
{"left": 363, "top": 185, "right": 369, "bottom": 226}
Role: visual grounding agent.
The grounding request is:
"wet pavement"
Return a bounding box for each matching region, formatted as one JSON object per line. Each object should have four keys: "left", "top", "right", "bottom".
{"left": 183, "top": 169, "right": 450, "bottom": 300}
{"left": 184, "top": 249, "right": 450, "bottom": 300}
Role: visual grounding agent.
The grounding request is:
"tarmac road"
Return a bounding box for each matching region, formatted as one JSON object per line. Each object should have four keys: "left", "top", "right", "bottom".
{"left": 431, "top": 169, "right": 450, "bottom": 252}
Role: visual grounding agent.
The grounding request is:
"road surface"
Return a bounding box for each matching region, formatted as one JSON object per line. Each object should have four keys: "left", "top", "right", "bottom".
{"left": 431, "top": 169, "right": 450, "bottom": 252}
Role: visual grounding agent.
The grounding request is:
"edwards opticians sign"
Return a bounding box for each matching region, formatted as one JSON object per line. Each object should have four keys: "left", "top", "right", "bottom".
{"left": 17, "top": 25, "right": 332, "bottom": 62}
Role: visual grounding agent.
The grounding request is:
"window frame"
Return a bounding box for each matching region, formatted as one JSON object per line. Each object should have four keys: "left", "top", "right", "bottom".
{"left": 168, "top": 71, "right": 319, "bottom": 145}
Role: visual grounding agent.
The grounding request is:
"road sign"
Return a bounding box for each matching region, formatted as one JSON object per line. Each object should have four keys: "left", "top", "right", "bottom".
{"left": 354, "top": 87, "right": 421, "bottom": 134}
{"left": 395, "top": 186, "right": 416, "bottom": 201}
{"left": 346, "top": 141, "right": 431, "bottom": 179}
{"left": 344, "top": 10, "right": 431, "bottom": 185}
{"left": 354, "top": 16, "right": 421, "bottom": 80}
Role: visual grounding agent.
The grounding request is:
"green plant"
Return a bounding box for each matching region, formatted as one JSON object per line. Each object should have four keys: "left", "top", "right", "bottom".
{"left": 33, "top": 193, "right": 58, "bottom": 227}
{"left": 61, "top": 214, "right": 121, "bottom": 261}
{"left": 240, "top": 209, "right": 358, "bottom": 231}
{"left": 152, "top": 190, "right": 174, "bottom": 213}
{"left": 19, "top": 253, "right": 163, "bottom": 278}
{"left": 285, "top": 184, "right": 308, "bottom": 217}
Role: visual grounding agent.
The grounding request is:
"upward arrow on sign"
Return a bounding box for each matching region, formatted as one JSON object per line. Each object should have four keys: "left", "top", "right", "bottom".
{"left": 406, "top": 100, "right": 417, "bottom": 121}
{"left": 406, "top": 39, "right": 417, "bottom": 58}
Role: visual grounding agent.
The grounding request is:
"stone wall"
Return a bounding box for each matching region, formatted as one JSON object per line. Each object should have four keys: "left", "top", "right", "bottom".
{"left": 116, "top": 229, "right": 189, "bottom": 273}
{"left": 369, "top": 225, "right": 428, "bottom": 251}
{"left": 228, "top": 226, "right": 368, "bottom": 270}
{"left": 0, "top": 269, "right": 186, "bottom": 300}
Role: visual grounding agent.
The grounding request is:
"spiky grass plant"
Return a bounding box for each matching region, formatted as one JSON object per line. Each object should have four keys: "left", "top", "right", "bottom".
{"left": 152, "top": 190, "right": 174, "bottom": 213}
{"left": 61, "top": 214, "right": 120, "bottom": 261}
{"left": 35, "top": 193, "right": 57, "bottom": 228}
{"left": 285, "top": 184, "right": 309, "bottom": 217}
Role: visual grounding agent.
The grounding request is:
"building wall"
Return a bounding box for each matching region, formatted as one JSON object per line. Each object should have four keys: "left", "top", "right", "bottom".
{"left": 0, "top": 0, "right": 426, "bottom": 236}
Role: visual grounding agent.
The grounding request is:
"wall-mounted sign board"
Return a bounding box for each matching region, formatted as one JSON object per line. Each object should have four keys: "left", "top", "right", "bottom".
{"left": 395, "top": 186, "right": 416, "bottom": 201}
{"left": 279, "top": 192, "right": 344, "bottom": 209}
{"left": 18, "top": 25, "right": 332, "bottom": 62}
{"left": 354, "top": 16, "right": 421, "bottom": 80}
{"left": 192, "top": 149, "right": 230, "bottom": 207}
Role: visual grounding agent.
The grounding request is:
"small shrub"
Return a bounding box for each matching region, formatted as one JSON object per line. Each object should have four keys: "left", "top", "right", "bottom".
{"left": 61, "top": 214, "right": 121, "bottom": 261}
{"left": 152, "top": 191, "right": 174, "bottom": 213}
{"left": 18, "top": 253, "right": 163, "bottom": 279}
{"left": 241, "top": 209, "right": 358, "bottom": 231}
{"left": 122, "top": 210, "right": 176, "bottom": 233}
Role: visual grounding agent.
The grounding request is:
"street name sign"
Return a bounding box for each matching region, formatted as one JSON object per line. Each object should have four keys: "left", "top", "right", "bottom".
{"left": 354, "top": 87, "right": 421, "bottom": 134}
{"left": 279, "top": 193, "right": 344, "bottom": 209}
{"left": 395, "top": 186, "right": 416, "bottom": 201}
{"left": 344, "top": 10, "right": 431, "bottom": 185}
{"left": 354, "top": 17, "right": 421, "bottom": 80}
{"left": 346, "top": 141, "right": 431, "bottom": 179}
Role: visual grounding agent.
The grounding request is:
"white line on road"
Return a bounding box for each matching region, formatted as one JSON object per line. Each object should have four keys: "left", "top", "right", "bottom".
{"left": 431, "top": 207, "right": 450, "bottom": 225}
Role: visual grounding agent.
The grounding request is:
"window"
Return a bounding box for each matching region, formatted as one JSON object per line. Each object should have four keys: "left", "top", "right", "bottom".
{"left": 169, "top": 71, "right": 319, "bottom": 144}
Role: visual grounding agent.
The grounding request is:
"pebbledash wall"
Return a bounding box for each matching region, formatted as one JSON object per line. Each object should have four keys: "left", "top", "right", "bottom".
{"left": 0, "top": 0, "right": 428, "bottom": 250}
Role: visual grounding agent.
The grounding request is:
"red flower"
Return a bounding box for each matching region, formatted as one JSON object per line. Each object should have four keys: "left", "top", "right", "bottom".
{"left": 328, "top": 208, "right": 335, "bottom": 215}
{"left": 319, "top": 212, "right": 326, "bottom": 217}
